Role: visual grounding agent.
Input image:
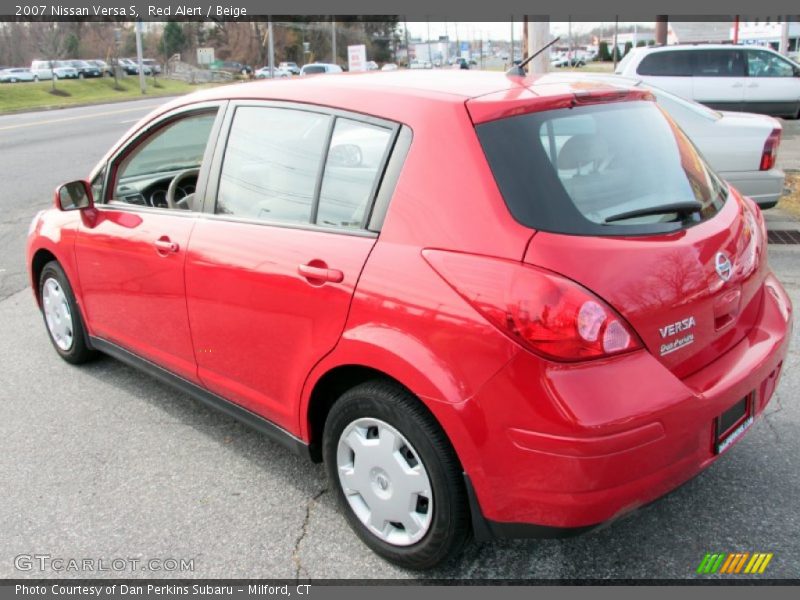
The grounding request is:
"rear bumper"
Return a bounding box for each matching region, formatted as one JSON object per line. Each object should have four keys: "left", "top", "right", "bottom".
{"left": 462, "top": 273, "right": 792, "bottom": 535}
{"left": 722, "top": 169, "right": 785, "bottom": 208}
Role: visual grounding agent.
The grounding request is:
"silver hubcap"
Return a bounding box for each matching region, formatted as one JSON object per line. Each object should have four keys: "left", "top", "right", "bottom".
{"left": 336, "top": 418, "right": 433, "bottom": 546}
{"left": 42, "top": 278, "right": 73, "bottom": 351}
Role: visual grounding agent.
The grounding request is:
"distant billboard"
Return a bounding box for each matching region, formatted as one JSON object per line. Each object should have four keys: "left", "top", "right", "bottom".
{"left": 348, "top": 44, "right": 367, "bottom": 72}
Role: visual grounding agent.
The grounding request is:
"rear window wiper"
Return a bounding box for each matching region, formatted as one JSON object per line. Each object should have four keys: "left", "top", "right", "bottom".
{"left": 604, "top": 201, "right": 703, "bottom": 224}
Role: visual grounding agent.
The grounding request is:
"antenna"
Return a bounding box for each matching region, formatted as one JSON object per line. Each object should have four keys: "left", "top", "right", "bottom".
{"left": 506, "top": 36, "right": 561, "bottom": 77}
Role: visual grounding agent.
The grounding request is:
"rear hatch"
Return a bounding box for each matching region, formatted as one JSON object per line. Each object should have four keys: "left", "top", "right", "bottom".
{"left": 471, "top": 89, "right": 768, "bottom": 377}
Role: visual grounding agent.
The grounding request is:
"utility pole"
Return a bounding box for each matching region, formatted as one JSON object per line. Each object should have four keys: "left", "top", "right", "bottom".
{"left": 510, "top": 16, "right": 514, "bottom": 65}
{"left": 404, "top": 18, "right": 410, "bottom": 67}
{"left": 612, "top": 17, "right": 619, "bottom": 70}
{"left": 268, "top": 19, "right": 275, "bottom": 77}
{"left": 655, "top": 15, "right": 668, "bottom": 46}
{"left": 331, "top": 18, "right": 336, "bottom": 64}
{"left": 135, "top": 20, "right": 146, "bottom": 94}
{"left": 780, "top": 17, "right": 790, "bottom": 56}
{"left": 528, "top": 18, "right": 550, "bottom": 73}
{"left": 522, "top": 16, "right": 528, "bottom": 61}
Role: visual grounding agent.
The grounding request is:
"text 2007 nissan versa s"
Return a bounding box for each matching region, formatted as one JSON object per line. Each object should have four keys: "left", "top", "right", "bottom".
{"left": 27, "top": 71, "right": 792, "bottom": 569}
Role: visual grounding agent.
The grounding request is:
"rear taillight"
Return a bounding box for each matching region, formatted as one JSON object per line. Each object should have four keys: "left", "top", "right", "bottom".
{"left": 760, "top": 128, "right": 781, "bottom": 171}
{"left": 423, "top": 250, "right": 642, "bottom": 362}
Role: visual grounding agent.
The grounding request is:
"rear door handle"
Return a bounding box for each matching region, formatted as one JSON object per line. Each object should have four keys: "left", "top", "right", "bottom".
{"left": 154, "top": 237, "right": 179, "bottom": 254}
{"left": 298, "top": 263, "right": 344, "bottom": 284}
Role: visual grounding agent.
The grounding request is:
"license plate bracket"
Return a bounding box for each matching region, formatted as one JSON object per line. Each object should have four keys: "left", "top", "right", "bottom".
{"left": 715, "top": 394, "right": 754, "bottom": 455}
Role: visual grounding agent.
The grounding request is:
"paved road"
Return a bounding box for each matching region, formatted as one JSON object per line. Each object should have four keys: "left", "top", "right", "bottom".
{"left": 1, "top": 99, "right": 799, "bottom": 580}
{"left": 0, "top": 98, "right": 172, "bottom": 302}
{"left": 778, "top": 117, "right": 800, "bottom": 172}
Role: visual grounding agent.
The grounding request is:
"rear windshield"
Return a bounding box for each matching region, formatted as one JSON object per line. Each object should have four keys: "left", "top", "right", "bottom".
{"left": 476, "top": 100, "right": 727, "bottom": 236}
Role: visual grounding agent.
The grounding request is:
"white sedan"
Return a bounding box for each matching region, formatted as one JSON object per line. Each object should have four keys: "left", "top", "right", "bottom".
{"left": 0, "top": 68, "right": 34, "bottom": 82}
{"left": 255, "top": 66, "right": 291, "bottom": 79}
{"left": 541, "top": 73, "right": 786, "bottom": 208}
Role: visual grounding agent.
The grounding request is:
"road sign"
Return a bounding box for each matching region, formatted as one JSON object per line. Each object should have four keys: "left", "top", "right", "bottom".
{"left": 348, "top": 44, "right": 367, "bottom": 72}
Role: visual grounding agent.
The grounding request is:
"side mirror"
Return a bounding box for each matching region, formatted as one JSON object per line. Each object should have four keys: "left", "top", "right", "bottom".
{"left": 55, "top": 180, "right": 94, "bottom": 211}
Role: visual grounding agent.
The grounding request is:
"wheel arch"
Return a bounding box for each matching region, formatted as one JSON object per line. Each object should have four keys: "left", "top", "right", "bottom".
{"left": 30, "top": 248, "right": 59, "bottom": 306}
{"left": 301, "top": 334, "right": 485, "bottom": 474}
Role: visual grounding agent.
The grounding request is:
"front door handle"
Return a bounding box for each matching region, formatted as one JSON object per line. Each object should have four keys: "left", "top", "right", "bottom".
{"left": 298, "top": 262, "right": 344, "bottom": 284}
{"left": 154, "top": 237, "right": 179, "bottom": 254}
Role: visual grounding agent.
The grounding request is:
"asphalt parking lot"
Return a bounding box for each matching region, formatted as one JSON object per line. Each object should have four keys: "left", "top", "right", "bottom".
{"left": 1, "top": 100, "right": 799, "bottom": 580}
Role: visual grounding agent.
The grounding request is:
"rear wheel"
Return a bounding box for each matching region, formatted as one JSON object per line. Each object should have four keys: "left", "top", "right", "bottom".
{"left": 323, "top": 380, "right": 469, "bottom": 569}
{"left": 39, "top": 261, "right": 95, "bottom": 364}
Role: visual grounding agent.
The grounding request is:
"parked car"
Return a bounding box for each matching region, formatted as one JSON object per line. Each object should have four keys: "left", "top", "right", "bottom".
{"left": 254, "top": 66, "right": 291, "bottom": 79}
{"left": 279, "top": 61, "right": 300, "bottom": 75}
{"left": 117, "top": 58, "right": 152, "bottom": 76}
{"left": 68, "top": 60, "right": 102, "bottom": 78}
{"left": 215, "top": 61, "right": 252, "bottom": 76}
{"left": 0, "top": 68, "right": 35, "bottom": 83}
{"left": 551, "top": 55, "right": 585, "bottom": 68}
{"left": 381, "top": 63, "right": 399, "bottom": 71}
{"left": 542, "top": 72, "right": 786, "bottom": 208}
{"left": 616, "top": 44, "right": 800, "bottom": 118}
{"left": 142, "top": 59, "right": 162, "bottom": 75}
{"left": 299, "top": 63, "right": 343, "bottom": 76}
{"left": 87, "top": 59, "right": 114, "bottom": 76}
{"left": 30, "top": 60, "right": 78, "bottom": 81}
{"left": 366, "top": 61, "right": 380, "bottom": 71}
{"left": 27, "top": 71, "right": 792, "bottom": 570}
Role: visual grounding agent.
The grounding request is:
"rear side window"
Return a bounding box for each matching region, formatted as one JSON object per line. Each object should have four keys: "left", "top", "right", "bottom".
{"left": 217, "top": 107, "right": 331, "bottom": 223}
{"left": 217, "top": 107, "right": 394, "bottom": 229}
{"left": 303, "top": 66, "right": 326, "bottom": 74}
{"left": 637, "top": 51, "right": 693, "bottom": 76}
{"left": 316, "top": 119, "right": 393, "bottom": 228}
{"left": 692, "top": 50, "right": 744, "bottom": 77}
{"left": 476, "top": 100, "right": 727, "bottom": 236}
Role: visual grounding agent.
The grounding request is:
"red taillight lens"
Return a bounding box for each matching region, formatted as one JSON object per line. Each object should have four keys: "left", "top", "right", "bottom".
{"left": 423, "top": 250, "right": 642, "bottom": 362}
{"left": 760, "top": 128, "right": 781, "bottom": 171}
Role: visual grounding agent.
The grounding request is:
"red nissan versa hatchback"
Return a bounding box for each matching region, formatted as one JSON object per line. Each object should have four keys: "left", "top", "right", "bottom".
{"left": 27, "top": 71, "right": 792, "bottom": 569}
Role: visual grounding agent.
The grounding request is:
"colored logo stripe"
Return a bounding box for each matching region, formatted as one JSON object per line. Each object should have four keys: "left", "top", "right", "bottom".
{"left": 697, "top": 553, "right": 773, "bottom": 574}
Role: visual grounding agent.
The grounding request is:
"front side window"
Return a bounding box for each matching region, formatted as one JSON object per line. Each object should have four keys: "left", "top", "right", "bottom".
{"left": 476, "top": 100, "right": 727, "bottom": 236}
{"left": 747, "top": 50, "right": 796, "bottom": 77}
{"left": 692, "top": 50, "right": 745, "bottom": 77}
{"left": 110, "top": 110, "right": 217, "bottom": 210}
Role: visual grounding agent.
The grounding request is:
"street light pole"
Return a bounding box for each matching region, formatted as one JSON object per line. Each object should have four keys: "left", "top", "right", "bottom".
{"left": 135, "top": 20, "right": 146, "bottom": 94}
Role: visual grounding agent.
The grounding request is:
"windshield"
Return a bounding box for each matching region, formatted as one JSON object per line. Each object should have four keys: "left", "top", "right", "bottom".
{"left": 476, "top": 100, "right": 727, "bottom": 236}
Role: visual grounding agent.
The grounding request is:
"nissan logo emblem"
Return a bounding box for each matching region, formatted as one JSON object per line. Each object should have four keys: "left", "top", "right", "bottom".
{"left": 715, "top": 252, "right": 733, "bottom": 282}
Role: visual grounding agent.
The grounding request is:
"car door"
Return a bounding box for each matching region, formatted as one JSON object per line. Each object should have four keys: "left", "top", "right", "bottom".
{"left": 690, "top": 49, "right": 746, "bottom": 111}
{"left": 184, "top": 102, "right": 398, "bottom": 430}
{"left": 744, "top": 48, "right": 800, "bottom": 117}
{"left": 74, "top": 102, "right": 226, "bottom": 383}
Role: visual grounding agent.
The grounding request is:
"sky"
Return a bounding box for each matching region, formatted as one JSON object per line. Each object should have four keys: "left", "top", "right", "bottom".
{"left": 404, "top": 21, "right": 652, "bottom": 42}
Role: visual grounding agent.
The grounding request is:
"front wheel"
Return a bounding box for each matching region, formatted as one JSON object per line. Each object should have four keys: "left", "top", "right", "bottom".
{"left": 323, "top": 380, "right": 469, "bottom": 570}
{"left": 39, "top": 261, "right": 96, "bottom": 364}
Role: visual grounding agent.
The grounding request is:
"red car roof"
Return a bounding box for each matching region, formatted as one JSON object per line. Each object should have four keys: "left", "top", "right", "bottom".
{"left": 158, "top": 71, "right": 652, "bottom": 126}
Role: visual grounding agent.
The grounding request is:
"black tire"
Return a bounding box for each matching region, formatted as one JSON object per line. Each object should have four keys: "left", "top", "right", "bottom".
{"left": 323, "top": 380, "right": 469, "bottom": 570}
{"left": 38, "top": 261, "right": 96, "bottom": 365}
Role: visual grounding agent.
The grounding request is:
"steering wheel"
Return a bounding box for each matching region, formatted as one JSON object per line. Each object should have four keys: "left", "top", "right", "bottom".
{"left": 166, "top": 168, "right": 200, "bottom": 210}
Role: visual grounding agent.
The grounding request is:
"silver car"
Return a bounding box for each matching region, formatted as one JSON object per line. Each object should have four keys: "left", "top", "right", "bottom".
{"left": 541, "top": 73, "right": 786, "bottom": 209}
{"left": 0, "top": 68, "right": 34, "bottom": 83}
